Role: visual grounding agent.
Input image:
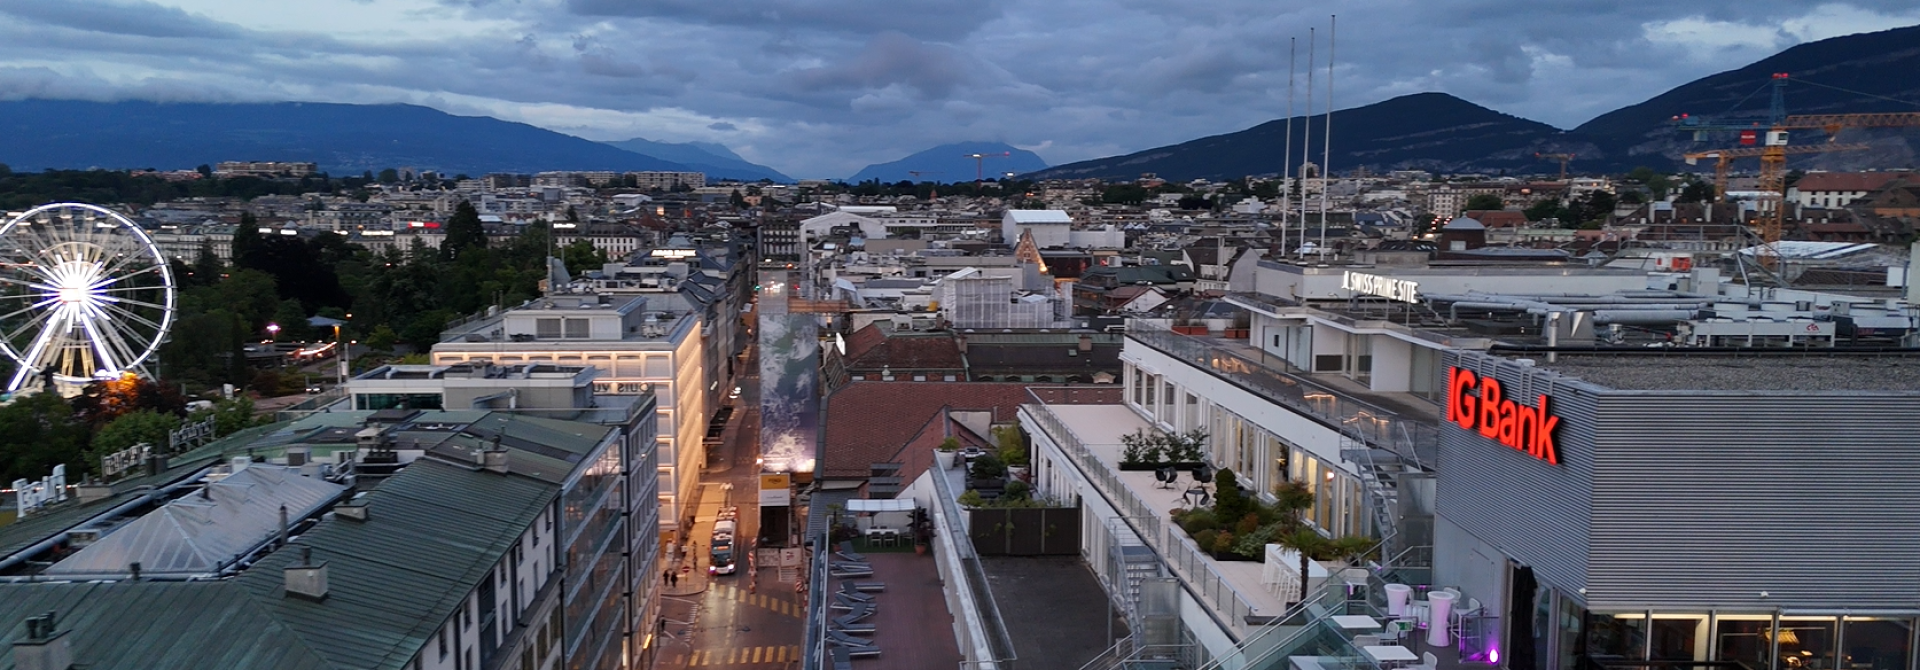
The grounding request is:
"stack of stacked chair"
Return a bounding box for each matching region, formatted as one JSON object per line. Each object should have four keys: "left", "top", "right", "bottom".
{"left": 827, "top": 540, "right": 886, "bottom": 666}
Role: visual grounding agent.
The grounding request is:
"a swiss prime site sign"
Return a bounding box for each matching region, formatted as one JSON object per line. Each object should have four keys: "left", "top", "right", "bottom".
{"left": 1342, "top": 271, "right": 1420, "bottom": 303}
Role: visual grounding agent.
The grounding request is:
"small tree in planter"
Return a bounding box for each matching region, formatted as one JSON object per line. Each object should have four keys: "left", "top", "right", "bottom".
{"left": 938, "top": 436, "right": 962, "bottom": 468}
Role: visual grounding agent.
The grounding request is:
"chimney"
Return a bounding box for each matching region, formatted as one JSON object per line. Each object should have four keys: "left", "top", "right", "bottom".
{"left": 13, "top": 612, "right": 73, "bottom": 670}
{"left": 278, "top": 505, "right": 289, "bottom": 548}
{"left": 334, "top": 501, "right": 370, "bottom": 522}
{"left": 483, "top": 446, "right": 509, "bottom": 475}
{"left": 1077, "top": 334, "right": 1093, "bottom": 352}
{"left": 284, "top": 546, "right": 329, "bottom": 602}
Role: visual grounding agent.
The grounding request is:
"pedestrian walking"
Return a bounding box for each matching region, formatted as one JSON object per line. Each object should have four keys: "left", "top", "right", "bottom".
{"left": 669, "top": 572, "right": 678, "bottom": 587}
{"left": 662, "top": 569, "right": 671, "bottom": 585}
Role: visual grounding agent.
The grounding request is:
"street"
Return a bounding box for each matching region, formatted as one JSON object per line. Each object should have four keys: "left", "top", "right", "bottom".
{"left": 657, "top": 345, "right": 807, "bottom": 668}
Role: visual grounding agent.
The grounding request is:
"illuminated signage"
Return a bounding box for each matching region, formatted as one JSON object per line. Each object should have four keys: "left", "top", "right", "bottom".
{"left": 1446, "top": 367, "right": 1560, "bottom": 465}
{"left": 1342, "top": 271, "right": 1420, "bottom": 303}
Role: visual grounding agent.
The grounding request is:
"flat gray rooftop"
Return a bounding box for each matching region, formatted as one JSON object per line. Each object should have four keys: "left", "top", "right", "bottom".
{"left": 1540, "top": 354, "right": 1920, "bottom": 391}
{"left": 982, "top": 556, "right": 1127, "bottom": 670}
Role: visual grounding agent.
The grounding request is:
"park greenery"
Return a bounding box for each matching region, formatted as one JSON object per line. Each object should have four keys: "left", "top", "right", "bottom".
{"left": 0, "top": 374, "right": 262, "bottom": 485}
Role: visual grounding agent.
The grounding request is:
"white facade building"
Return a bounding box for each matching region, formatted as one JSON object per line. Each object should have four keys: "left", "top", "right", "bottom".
{"left": 432, "top": 295, "right": 709, "bottom": 535}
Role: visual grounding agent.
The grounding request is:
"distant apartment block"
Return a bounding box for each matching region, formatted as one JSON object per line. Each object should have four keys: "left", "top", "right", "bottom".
{"left": 215, "top": 161, "right": 318, "bottom": 178}
{"left": 628, "top": 172, "right": 706, "bottom": 191}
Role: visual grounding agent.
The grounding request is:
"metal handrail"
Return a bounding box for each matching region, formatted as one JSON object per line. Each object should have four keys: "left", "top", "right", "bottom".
{"left": 1126, "top": 324, "right": 1438, "bottom": 471}
{"left": 1021, "top": 398, "right": 1264, "bottom": 641}
{"left": 932, "top": 463, "right": 1019, "bottom": 668}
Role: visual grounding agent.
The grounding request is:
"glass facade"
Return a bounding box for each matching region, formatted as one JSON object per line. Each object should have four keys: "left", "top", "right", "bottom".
{"left": 1555, "top": 611, "right": 1917, "bottom": 670}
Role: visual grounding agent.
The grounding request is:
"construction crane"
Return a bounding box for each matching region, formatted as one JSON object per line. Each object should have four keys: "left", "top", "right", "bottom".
{"left": 962, "top": 151, "right": 1010, "bottom": 181}
{"left": 1746, "top": 111, "right": 1920, "bottom": 260}
{"left": 1670, "top": 72, "right": 1792, "bottom": 140}
{"left": 1534, "top": 153, "right": 1576, "bottom": 181}
{"left": 1683, "top": 143, "right": 1871, "bottom": 201}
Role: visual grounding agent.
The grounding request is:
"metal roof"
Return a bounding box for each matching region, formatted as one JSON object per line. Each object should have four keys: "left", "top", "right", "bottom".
{"left": 0, "top": 458, "right": 560, "bottom": 670}
{"left": 48, "top": 465, "right": 347, "bottom": 578}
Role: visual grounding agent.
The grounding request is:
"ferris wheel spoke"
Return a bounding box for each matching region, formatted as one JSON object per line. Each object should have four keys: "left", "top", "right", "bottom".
{"left": 0, "top": 296, "right": 61, "bottom": 324}
{"left": 99, "top": 295, "right": 171, "bottom": 313}
{"left": 97, "top": 300, "right": 166, "bottom": 338}
{"left": 90, "top": 262, "right": 164, "bottom": 289}
{"left": 80, "top": 314, "right": 135, "bottom": 373}
{"left": 1, "top": 302, "right": 61, "bottom": 342}
{"left": 0, "top": 271, "right": 59, "bottom": 292}
{"left": 98, "top": 246, "right": 156, "bottom": 280}
{"left": 15, "top": 309, "right": 67, "bottom": 372}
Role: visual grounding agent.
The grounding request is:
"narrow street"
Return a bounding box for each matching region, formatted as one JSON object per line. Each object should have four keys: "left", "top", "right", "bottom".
{"left": 658, "top": 345, "right": 807, "bottom": 668}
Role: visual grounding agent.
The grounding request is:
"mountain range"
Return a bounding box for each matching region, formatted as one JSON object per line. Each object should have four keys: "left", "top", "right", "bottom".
{"left": 0, "top": 25, "right": 1915, "bottom": 185}
{"left": 1031, "top": 24, "right": 1920, "bottom": 181}
{"left": 0, "top": 100, "right": 790, "bottom": 182}
{"left": 845, "top": 142, "right": 1049, "bottom": 183}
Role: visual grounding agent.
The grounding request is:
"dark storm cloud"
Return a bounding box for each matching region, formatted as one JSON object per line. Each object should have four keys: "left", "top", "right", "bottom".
{"left": 0, "top": 0, "right": 241, "bottom": 40}
{"left": 1, "top": 0, "right": 1917, "bottom": 177}
{"left": 562, "top": 0, "right": 1007, "bottom": 41}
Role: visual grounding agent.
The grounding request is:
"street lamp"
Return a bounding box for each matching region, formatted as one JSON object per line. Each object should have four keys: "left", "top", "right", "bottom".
{"left": 266, "top": 323, "right": 280, "bottom": 342}
{"left": 332, "top": 321, "right": 351, "bottom": 387}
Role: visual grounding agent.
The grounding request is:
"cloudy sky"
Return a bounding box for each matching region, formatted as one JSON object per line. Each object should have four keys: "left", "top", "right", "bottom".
{"left": 0, "top": 0, "right": 1915, "bottom": 178}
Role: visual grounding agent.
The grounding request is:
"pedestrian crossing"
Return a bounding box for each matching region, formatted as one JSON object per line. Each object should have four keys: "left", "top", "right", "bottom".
{"left": 683, "top": 645, "right": 801, "bottom": 666}
{"left": 712, "top": 583, "right": 802, "bottom": 618}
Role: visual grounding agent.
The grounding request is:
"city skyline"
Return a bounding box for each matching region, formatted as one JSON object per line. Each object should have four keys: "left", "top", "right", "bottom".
{"left": 0, "top": 1, "right": 1913, "bottom": 177}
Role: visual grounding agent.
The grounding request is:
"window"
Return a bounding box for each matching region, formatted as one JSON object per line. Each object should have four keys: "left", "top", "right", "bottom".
{"left": 536, "top": 318, "right": 562, "bottom": 339}
{"left": 564, "top": 318, "right": 590, "bottom": 339}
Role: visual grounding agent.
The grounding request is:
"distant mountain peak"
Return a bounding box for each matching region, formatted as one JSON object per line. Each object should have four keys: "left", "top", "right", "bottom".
{"left": 847, "top": 141, "right": 1049, "bottom": 183}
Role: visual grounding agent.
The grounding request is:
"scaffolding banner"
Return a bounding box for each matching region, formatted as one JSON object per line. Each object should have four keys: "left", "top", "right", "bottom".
{"left": 758, "top": 273, "right": 819, "bottom": 474}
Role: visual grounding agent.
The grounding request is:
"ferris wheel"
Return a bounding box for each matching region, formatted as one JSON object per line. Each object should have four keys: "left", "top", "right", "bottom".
{"left": 0, "top": 203, "right": 176, "bottom": 393}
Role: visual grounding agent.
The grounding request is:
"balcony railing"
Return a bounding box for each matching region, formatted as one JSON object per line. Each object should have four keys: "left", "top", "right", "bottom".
{"left": 1022, "top": 393, "right": 1263, "bottom": 641}
{"left": 1127, "top": 324, "right": 1437, "bottom": 470}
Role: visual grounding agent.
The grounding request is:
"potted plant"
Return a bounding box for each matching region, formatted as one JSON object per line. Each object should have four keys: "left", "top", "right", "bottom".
{"left": 937, "top": 437, "right": 962, "bottom": 469}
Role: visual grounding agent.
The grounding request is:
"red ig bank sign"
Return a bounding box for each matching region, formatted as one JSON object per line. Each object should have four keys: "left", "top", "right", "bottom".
{"left": 1446, "top": 367, "right": 1561, "bottom": 465}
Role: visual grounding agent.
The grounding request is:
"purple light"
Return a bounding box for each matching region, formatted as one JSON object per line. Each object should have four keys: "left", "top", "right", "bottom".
{"left": 1490, "top": 648, "right": 1501, "bottom": 664}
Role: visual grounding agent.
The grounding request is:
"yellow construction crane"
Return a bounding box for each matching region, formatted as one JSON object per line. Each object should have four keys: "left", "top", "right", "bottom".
{"left": 1683, "top": 143, "right": 1870, "bottom": 201}
{"left": 1751, "top": 112, "right": 1920, "bottom": 254}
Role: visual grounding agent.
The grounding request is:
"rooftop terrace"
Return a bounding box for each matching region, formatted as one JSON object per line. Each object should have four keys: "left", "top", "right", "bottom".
{"left": 1022, "top": 399, "right": 1289, "bottom": 641}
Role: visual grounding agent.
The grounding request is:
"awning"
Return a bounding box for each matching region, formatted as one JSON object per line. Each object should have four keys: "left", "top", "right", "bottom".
{"left": 847, "top": 498, "right": 916, "bottom": 513}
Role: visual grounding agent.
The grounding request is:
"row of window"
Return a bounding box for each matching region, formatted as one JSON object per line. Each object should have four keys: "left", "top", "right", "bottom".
{"left": 1125, "top": 362, "right": 1368, "bottom": 538}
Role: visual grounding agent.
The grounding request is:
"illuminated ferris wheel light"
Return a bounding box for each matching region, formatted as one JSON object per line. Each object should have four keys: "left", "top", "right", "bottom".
{"left": 0, "top": 203, "right": 176, "bottom": 394}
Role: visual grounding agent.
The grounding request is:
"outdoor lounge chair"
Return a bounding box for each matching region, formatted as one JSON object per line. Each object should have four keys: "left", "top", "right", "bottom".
{"left": 846, "top": 580, "right": 886, "bottom": 592}
{"left": 834, "top": 593, "right": 879, "bottom": 612}
{"left": 834, "top": 550, "right": 867, "bottom": 562}
{"left": 837, "top": 583, "right": 874, "bottom": 602}
{"left": 831, "top": 646, "right": 854, "bottom": 670}
{"left": 842, "top": 644, "right": 882, "bottom": 658}
{"left": 829, "top": 630, "right": 881, "bottom": 654}
{"left": 830, "top": 566, "right": 874, "bottom": 578}
{"left": 835, "top": 541, "right": 867, "bottom": 561}
{"left": 833, "top": 611, "right": 872, "bottom": 627}
{"left": 831, "top": 620, "right": 877, "bottom": 634}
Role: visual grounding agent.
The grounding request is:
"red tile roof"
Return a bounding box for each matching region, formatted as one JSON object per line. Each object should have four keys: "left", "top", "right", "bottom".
{"left": 842, "top": 324, "right": 966, "bottom": 374}
{"left": 1796, "top": 172, "right": 1913, "bottom": 193}
{"left": 822, "top": 382, "right": 1040, "bottom": 479}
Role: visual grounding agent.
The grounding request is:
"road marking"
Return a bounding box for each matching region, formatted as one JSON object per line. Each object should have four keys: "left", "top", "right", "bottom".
{"left": 686, "top": 646, "right": 803, "bottom": 666}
